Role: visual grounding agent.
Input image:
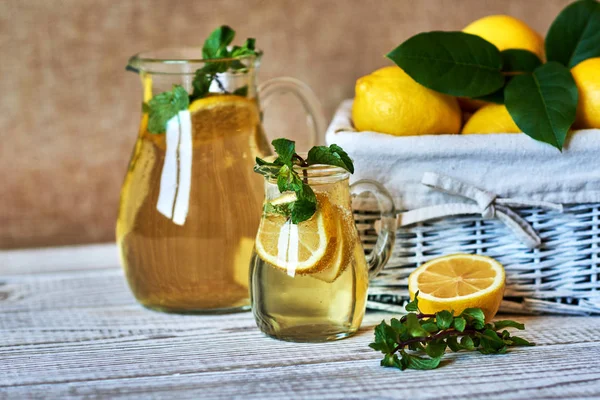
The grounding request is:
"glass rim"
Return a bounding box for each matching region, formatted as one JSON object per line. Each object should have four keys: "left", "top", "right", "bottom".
{"left": 129, "top": 46, "right": 263, "bottom": 65}
{"left": 259, "top": 153, "right": 351, "bottom": 184}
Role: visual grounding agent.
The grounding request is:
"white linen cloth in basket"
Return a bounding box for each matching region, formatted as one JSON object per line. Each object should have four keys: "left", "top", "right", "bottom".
{"left": 326, "top": 100, "right": 600, "bottom": 210}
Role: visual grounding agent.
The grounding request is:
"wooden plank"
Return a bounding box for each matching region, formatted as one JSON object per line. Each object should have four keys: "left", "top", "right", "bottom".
{"left": 1, "top": 248, "right": 600, "bottom": 399}
{"left": 0, "top": 269, "right": 134, "bottom": 313}
{"left": 0, "top": 243, "right": 119, "bottom": 275}
{"left": 1, "top": 309, "right": 599, "bottom": 399}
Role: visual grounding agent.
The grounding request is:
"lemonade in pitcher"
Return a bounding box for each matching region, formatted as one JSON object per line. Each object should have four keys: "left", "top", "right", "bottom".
{"left": 250, "top": 140, "right": 396, "bottom": 341}
{"left": 116, "top": 27, "right": 324, "bottom": 313}
{"left": 117, "top": 94, "right": 267, "bottom": 311}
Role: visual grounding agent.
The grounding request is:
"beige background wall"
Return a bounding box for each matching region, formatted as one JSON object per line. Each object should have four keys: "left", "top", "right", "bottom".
{"left": 1, "top": 0, "right": 571, "bottom": 249}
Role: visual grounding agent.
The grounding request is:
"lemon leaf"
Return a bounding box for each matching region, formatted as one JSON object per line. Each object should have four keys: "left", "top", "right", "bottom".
{"left": 545, "top": 0, "right": 600, "bottom": 68}
{"left": 386, "top": 31, "right": 504, "bottom": 97}
{"left": 505, "top": 62, "right": 578, "bottom": 150}
{"left": 501, "top": 49, "right": 542, "bottom": 73}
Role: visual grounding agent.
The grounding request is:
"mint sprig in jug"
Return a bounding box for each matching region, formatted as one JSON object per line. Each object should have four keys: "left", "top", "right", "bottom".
{"left": 251, "top": 139, "right": 396, "bottom": 341}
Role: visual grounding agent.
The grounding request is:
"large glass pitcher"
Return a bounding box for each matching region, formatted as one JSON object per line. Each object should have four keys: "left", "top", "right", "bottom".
{"left": 117, "top": 48, "right": 325, "bottom": 313}
{"left": 250, "top": 163, "right": 396, "bottom": 342}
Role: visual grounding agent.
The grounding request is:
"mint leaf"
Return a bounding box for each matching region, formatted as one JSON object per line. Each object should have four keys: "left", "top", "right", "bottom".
{"left": 405, "top": 313, "right": 429, "bottom": 338}
{"left": 460, "top": 336, "right": 475, "bottom": 350}
{"left": 233, "top": 85, "right": 249, "bottom": 97}
{"left": 386, "top": 31, "right": 503, "bottom": 97}
{"left": 461, "top": 308, "right": 486, "bottom": 330}
{"left": 511, "top": 336, "right": 535, "bottom": 346}
{"left": 146, "top": 85, "right": 189, "bottom": 134}
{"left": 478, "top": 329, "right": 505, "bottom": 353}
{"left": 231, "top": 38, "right": 257, "bottom": 57}
{"left": 447, "top": 336, "right": 461, "bottom": 352}
{"left": 370, "top": 321, "right": 398, "bottom": 354}
{"left": 545, "top": 0, "right": 600, "bottom": 68}
{"left": 453, "top": 317, "right": 466, "bottom": 332}
{"left": 277, "top": 165, "right": 302, "bottom": 194}
{"left": 272, "top": 138, "right": 296, "bottom": 167}
{"left": 405, "top": 354, "right": 441, "bottom": 370}
{"left": 203, "top": 25, "right": 236, "bottom": 59}
{"left": 425, "top": 340, "right": 447, "bottom": 358}
{"left": 435, "top": 310, "right": 454, "bottom": 330}
{"left": 421, "top": 321, "right": 439, "bottom": 333}
{"left": 380, "top": 353, "right": 400, "bottom": 368}
{"left": 505, "top": 62, "right": 578, "bottom": 150}
{"left": 405, "top": 292, "right": 419, "bottom": 312}
{"left": 306, "top": 144, "right": 355, "bottom": 173}
{"left": 290, "top": 196, "right": 316, "bottom": 224}
{"left": 390, "top": 318, "right": 409, "bottom": 340}
{"left": 191, "top": 66, "right": 215, "bottom": 101}
{"left": 493, "top": 320, "right": 525, "bottom": 330}
{"left": 501, "top": 49, "right": 542, "bottom": 73}
{"left": 263, "top": 202, "right": 292, "bottom": 218}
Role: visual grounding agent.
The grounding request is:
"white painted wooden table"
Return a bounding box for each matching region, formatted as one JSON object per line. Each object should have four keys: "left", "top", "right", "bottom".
{"left": 2, "top": 244, "right": 600, "bottom": 399}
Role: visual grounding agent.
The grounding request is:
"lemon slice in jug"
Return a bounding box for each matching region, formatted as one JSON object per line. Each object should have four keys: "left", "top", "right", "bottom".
{"left": 255, "top": 192, "right": 339, "bottom": 274}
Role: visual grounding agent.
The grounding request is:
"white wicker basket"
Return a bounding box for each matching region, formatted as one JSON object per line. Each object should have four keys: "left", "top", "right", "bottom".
{"left": 328, "top": 100, "right": 600, "bottom": 315}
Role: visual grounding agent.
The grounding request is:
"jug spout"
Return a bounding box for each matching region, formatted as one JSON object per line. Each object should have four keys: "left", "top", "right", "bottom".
{"left": 126, "top": 53, "right": 142, "bottom": 74}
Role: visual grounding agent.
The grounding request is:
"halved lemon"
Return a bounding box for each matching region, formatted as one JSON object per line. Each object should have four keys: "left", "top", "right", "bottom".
{"left": 255, "top": 192, "right": 339, "bottom": 274}
{"left": 408, "top": 254, "right": 506, "bottom": 321}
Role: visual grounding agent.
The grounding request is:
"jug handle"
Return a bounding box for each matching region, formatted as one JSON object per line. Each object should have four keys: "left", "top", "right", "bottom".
{"left": 258, "top": 77, "right": 326, "bottom": 147}
{"left": 350, "top": 180, "right": 397, "bottom": 279}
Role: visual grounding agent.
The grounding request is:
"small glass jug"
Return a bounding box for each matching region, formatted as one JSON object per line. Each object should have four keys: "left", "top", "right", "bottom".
{"left": 250, "top": 163, "right": 396, "bottom": 341}
{"left": 117, "top": 48, "right": 325, "bottom": 313}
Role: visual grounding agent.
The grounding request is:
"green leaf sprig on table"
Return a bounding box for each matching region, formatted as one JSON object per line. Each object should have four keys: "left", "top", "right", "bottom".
{"left": 144, "top": 26, "right": 258, "bottom": 134}
{"left": 369, "top": 292, "right": 534, "bottom": 371}
{"left": 254, "top": 138, "right": 354, "bottom": 224}
{"left": 386, "top": 0, "right": 600, "bottom": 150}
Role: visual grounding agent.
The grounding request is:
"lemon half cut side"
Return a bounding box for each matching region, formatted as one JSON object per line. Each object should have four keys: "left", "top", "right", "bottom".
{"left": 408, "top": 254, "right": 506, "bottom": 321}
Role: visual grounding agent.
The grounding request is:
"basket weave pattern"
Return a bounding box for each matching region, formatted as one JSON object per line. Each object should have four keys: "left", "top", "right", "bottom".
{"left": 357, "top": 204, "right": 600, "bottom": 315}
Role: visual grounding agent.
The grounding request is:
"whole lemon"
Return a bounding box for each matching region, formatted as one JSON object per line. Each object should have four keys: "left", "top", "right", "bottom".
{"left": 463, "top": 15, "right": 545, "bottom": 60}
{"left": 352, "top": 66, "right": 462, "bottom": 136}
{"left": 571, "top": 58, "right": 600, "bottom": 129}
{"left": 462, "top": 104, "right": 520, "bottom": 134}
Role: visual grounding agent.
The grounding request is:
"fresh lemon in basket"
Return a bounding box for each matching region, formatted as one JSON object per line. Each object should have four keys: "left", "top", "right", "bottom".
{"left": 255, "top": 192, "right": 340, "bottom": 274}
{"left": 462, "top": 104, "right": 521, "bottom": 134}
{"left": 352, "top": 66, "right": 462, "bottom": 136}
{"left": 408, "top": 254, "right": 506, "bottom": 321}
{"left": 460, "top": 15, "right": 544, "bottom": 111}
{"left": 571, "top": 57, "right": 600, "bottom": 129}
{"left": 463, "top": 15, "right": 544, "bottom": 59}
